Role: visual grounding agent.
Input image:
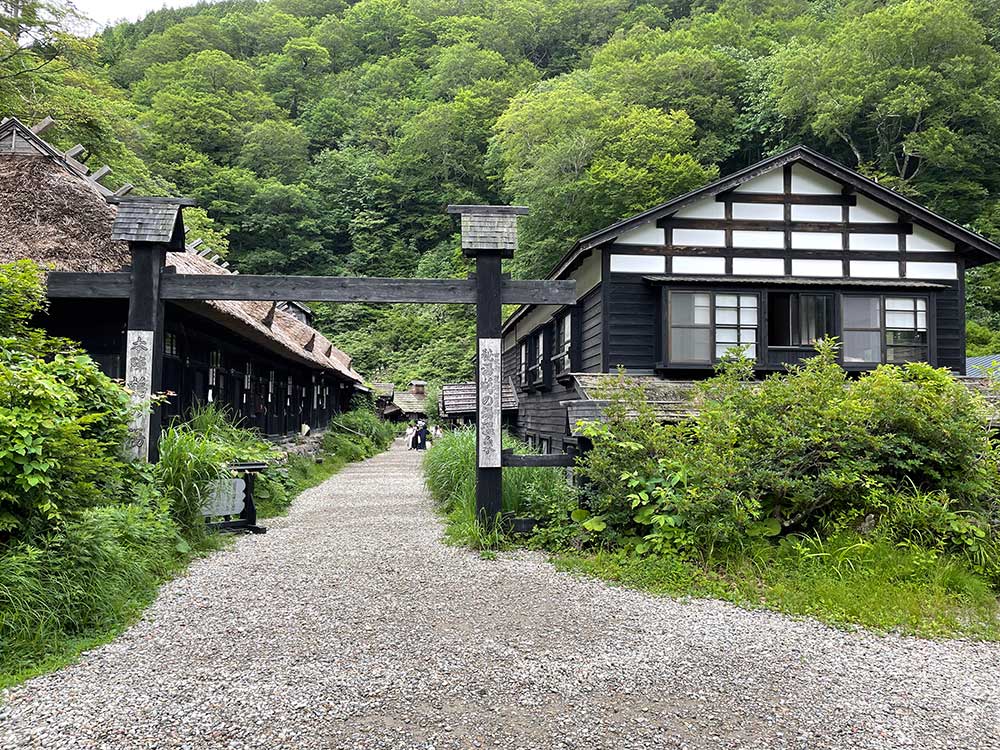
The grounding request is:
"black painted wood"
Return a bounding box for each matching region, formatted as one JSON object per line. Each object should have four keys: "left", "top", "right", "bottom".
{"left": 667, "top": 218, "right": 910, "bottom": 233}
{"left": 502, "top": 452, "right": 574, "bottom": 467}
{"left": 715, "top": 192, "right": 858, "bottom": 206}
{"left": 474, "top": 250, "right": 503, "bottom": 522}
{"left": 46, "top": 272, "right": 131, "bottom": 298}
{"left": 128, "top": 242, "right": 167, "bottom": 461}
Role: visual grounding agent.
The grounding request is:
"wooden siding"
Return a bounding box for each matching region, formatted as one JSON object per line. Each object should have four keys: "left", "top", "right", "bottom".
{"left": 934, "top": 281, "right": 965, "bottom": 374}
{"left": 581, "top": 284, "right": 603, "bottom": 371}
{"left": 512, "top": 381, "right": 580, "bottom": 453}
{"left": 501, "top": 343, "right": 520, "bottom": 383}
{"left": 605, "top": 274, "right": 660, "bottom": 371}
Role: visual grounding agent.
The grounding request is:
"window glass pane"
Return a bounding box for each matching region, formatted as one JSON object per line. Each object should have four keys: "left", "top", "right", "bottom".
{"left": 670, "top": 293, "right": 695, "bottom": 325}
{"left": 739, "top": 328, "right": 757, "bottom": 343}
{"left": 671, "top": 328, "right": 711, "bottom": 362}
{"left": 717, "top": 294, "right": 738, "bottom": 307}
{"left": 844, "top": 331, "right": 882, "bottom": 363}
{"left": 743, "top": 344, "right": 757, "bottom": 359}
{"left": 886, "top": 330, "right": 927, "bottom": 346}
{"left": 885, "top": 298, "right": 915, "bottom": 311}
{"left": 716, "top": 328, "right": 738, "bottom": 343}
{"left": 916, "top": 299, "right": 927, "bottom": 312}
{"left": 843, "top": 297, "right": 881, "bottom": 328}
{"left": 916, "top": 311, "right": 927, "bottom": 330}
{"left": 694, "top": 301, "right": 711, "bottom": 325}
{"left": 717, "top": 308, "right": 738, "bottom": 325}
{"left": 742, "top": 308, "right": 758, "bottom": 325}
{"left": 740, "top": 295, "right": 758, "bottom": 308}
{"left": 887, "top": 346, "right": 928, "bottom": 363}
{"left": 886, "top": 311, "right": 915, "bottom": 328}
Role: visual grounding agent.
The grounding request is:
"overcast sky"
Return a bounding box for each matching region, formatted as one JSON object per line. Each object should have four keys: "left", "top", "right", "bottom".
{"left": 71, "top": 0, "right": 203, "bottom": 30}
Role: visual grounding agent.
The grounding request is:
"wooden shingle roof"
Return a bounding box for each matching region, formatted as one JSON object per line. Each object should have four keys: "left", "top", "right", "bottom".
{"left": 110, "top": 197, "right": 194, "bottom": 246}
{"left": 439, "top": 380, "right": 519, "bottom": 418}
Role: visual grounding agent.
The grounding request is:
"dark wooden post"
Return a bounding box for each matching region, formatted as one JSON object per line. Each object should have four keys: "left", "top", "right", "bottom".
{"left": 447, "top": 205, "right": 529, "bottom": 524}
{"left": 111, "top": 197, "right": 193, "bottom": 461}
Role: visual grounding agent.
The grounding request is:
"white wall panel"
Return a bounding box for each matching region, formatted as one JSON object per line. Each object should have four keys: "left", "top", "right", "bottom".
{"left": 850, "top": 195, "right": 897, "bottom": 223}
{"left": 673, "top": 199, "right": 725, "bottom": 219}
{"left": 791, "top": 259, "right": 842, "bottom": 277}
{"left": 734, "top": 169, "right": 784, "bottom": 193}
{"left": 673, "top": 256, "right": 725, "bottom": 275}
{"left": 850, "top": 260, "right": 900, "bottom": 278}
{"left": 616, "top": 223, "right": 665, "bottom": 246}
{"left": 791, "top": 163, "right": 842, "bottom": 194}
{"left": 732, "top": 203, "right": 783, "bottom": 220}
{"left": 733, "top": 257, "right": 785, "bottom": 276}
{"left": 907, "top": 224, "right": 954, "bottom": 253}
{"left": 673, "top": 228, "right": 726, "bottom": 247}
{"left": 732, "top": 230, "right": 785, "bottom": 248}
{"left": 792, "top": 231, "right": 842, "bottom": 250}
{"left": 791, "top": 204, "right": 842, "bottom": 222}
{"left": 609, "top": 254, "right": 666, "bottom": 274}
{"left": 906, "top": 262, "right": 958, "bottom": 280}
{"left": 850, "top": 233, "right": 899, "bottom": 251}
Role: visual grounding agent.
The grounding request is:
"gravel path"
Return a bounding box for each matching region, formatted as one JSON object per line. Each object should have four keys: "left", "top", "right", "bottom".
{"left": 2, "top": 440, "right": 999, "bottom": 750}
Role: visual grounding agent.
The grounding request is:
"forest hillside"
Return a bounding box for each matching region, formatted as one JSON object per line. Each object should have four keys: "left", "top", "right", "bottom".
{"left": 5, "top": 0, "right": 1000, "bottom": 381}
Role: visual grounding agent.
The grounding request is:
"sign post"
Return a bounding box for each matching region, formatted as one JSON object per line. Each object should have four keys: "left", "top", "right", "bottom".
{"left": 447, "top": 205, "right": 529, "bottom": 524}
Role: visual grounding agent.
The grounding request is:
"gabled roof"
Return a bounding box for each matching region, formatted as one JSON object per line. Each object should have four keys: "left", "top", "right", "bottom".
{"left": 392, "top": 390, "right": 428, "bottom": 415}
{"left": 503, "top": 145, "right": 1000, "bottom": 336}
{"left": 110, "top": 196, "right": 195, "bottom": 247}
{"left": 967, "top": 355, "right": 1000, "bottom": 378}
{"left": 438, "top": 379, "right": 518, "bottom": 418}
{"left": 572, "top": 145, "right": 1000, "bottom": 264}
{"left": 0, "top": 116, "right": 116, "bottom": 197}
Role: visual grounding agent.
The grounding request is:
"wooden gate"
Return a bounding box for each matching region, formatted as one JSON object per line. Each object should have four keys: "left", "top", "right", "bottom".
{"left": 47, "top": 200, "right": 576, "bottom": 521}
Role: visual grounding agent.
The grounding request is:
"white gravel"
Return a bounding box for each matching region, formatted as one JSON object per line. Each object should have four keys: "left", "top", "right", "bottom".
{"left": 2, "top": 440, "right": 999, "bottom": 749}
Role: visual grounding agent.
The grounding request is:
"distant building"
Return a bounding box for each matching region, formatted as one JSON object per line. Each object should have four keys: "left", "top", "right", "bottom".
{"left": 389, "top": 380, "right": 429, "bottom": 421}
{"left": 438, "top": 380, "right": 519, "bottom": 426}
{"left": 0, "top": 115, "right": 364, "bottom": 437}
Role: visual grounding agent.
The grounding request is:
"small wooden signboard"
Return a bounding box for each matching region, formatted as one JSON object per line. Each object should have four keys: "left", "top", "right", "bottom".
{"left": 202, "top": 461, "right": 269, "bottom": 534}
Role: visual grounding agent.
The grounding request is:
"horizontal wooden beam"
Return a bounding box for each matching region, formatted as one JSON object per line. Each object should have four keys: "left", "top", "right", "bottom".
{"left": 715, "top": 192, "right": 858, "bottom": 206}
{"left": 669, "top": 219, "right": 909, "bottom": 233}
{"left": 46, "top": 273, "right": 577, "bottom": 306}
{"left": 502, "top": 452, "right": 575, "bottom": 467}
{"left": 46, "top": 272, "right": 131, "bottom": 298}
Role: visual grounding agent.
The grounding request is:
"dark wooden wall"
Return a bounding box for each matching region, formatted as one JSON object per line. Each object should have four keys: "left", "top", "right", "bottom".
{"left": 604, "top": 274, "right": 660, "bottom": 371}
{"left": 510, "top": 381, "right": 581, "bottom": 453}
{"left": 40, "top": 299, "right": 355, "bottom": 439}
{"left": 934, "top": 280, "right": 966, "bottom": 374}
{"left": 581, "top": 285, "right": 603, "bottom": 372}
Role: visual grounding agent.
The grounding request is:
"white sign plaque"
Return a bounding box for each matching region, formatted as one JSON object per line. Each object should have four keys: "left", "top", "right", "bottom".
{"left": 477, "top": 337, "right": 502, "bottom": 468}
{"left": 124, "top": 329, "right": 154, "bottom": 461}
{"left": 202, "top": 477, "right": 247, "bottom": 517}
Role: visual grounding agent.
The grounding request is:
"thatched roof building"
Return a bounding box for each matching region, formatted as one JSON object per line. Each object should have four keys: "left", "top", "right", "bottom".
{"left": 1, "top": 115, "right": 362, "bottom": 436}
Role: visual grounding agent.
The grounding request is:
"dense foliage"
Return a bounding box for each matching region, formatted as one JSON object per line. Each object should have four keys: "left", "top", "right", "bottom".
{"left": 7, "top": 0, "right": 1000, "bottom": 381}
{"left": 572, "top": 343, "right": 1000, "bottom": 586}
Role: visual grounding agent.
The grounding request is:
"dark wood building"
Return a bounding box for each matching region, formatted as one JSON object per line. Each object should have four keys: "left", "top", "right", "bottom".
{"left": 500, "top": 146, "right": 1000, "bottom": 452}
{"left": 0, "top": 116, "right": 363, "bottom": 438}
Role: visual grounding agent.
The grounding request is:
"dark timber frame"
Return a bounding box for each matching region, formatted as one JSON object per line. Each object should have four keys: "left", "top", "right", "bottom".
{"left": 47, "top": 200, "right": 576, "bottom": 523}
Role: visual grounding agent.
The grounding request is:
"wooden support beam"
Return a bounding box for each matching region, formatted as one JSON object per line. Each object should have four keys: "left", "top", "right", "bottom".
{"left": 501, "top": 452, "right": 575, "bottom": 467}
{"left": 46, "top": 271, "right": 131, "bottom": 298}
{"left": 89, "top": 165, "right": 111, "bottom": 182}
{"left": 154, "top": 275, "right": 576, "bottom": 305}
{"left": 715, "top": 192, "right": 858, "bottom": 206}
{"left": 30, "top": 116, "right": 54, "bottom": 134}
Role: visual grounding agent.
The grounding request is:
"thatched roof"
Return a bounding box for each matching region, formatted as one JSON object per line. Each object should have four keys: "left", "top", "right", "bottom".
{"left": 0, "top": 120, "right": 361, "bottom": 383}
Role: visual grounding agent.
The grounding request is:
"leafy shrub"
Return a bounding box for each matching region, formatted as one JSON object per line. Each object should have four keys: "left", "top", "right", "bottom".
{"left": 573, "top": 342, "right": 1000, "bottom": 582}
{"left": 0, "top": 262, "right": 135, "bottom": 540}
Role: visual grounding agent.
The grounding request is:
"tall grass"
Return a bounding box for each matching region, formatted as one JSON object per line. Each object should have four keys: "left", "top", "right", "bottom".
{"left": 0, "top": 502, "right": 185, "bottom": 685}
{"left": 423, "top": 427, "right": 572, "bottom": 547}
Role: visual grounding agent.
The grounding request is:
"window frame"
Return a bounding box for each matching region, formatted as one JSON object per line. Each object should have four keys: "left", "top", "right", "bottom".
{"left": 551, "top": 310, "right": 574, "bottom": 376}
{"left": 841, "top": 294, "right": 930, "bottom": 366}
{"left": 666, "top": 290, "right": 760, "bottom": 366}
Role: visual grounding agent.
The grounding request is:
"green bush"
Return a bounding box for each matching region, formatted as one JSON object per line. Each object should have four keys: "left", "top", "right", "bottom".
{"left": 0, "top": 262, "right": 135, "bottom": 541}
{"left": 573, "top": 341, "right": 1000, "bottom": 584}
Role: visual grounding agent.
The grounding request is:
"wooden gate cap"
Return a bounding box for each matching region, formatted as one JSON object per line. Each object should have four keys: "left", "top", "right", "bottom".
{"left": 109, "top": 196, "right": 196, "bottom": 247}
{"left": 447, "top": 204, "right": 529, "bottom": 258}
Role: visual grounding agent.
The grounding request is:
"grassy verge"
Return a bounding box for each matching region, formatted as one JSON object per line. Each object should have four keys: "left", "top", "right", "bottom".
{"left": 551, "top": 535, "right": 1000, "bottom": 640}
